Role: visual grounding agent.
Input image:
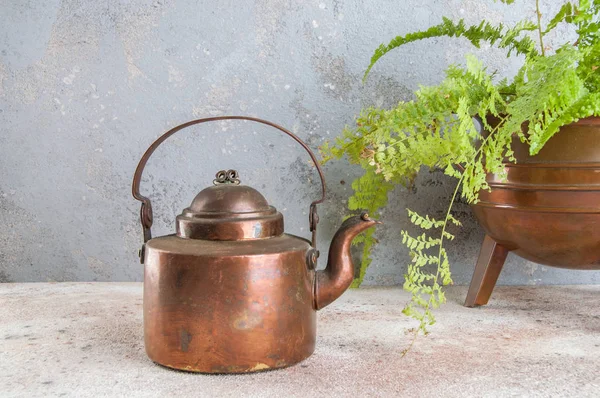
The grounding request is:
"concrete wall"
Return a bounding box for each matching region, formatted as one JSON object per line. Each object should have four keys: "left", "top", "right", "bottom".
{"left": 1, "top": 0, "right": 599, "bottom": 285}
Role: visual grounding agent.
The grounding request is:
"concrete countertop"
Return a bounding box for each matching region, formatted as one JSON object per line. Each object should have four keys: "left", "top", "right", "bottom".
{"left": 1, "top": 283, "right": 599, "bottom": 397}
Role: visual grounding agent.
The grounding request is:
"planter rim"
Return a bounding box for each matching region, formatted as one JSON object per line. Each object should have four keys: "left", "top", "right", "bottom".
{"left": 572, "top": 116, "right": 600, "bottom": 126}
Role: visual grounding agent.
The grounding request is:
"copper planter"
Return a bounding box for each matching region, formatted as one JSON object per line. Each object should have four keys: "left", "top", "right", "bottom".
{"left": 466, "top": 117, "right": 600, "bottom": 306}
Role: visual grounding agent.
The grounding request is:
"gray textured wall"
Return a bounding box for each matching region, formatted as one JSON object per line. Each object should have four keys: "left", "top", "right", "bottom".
{"left": 1, "top": 0, "right": 599, "bottom": 285}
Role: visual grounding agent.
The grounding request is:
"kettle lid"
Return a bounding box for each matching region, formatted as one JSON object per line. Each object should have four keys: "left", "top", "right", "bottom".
{"left": 176, "top": 170, "right": 284, "bottom": 240}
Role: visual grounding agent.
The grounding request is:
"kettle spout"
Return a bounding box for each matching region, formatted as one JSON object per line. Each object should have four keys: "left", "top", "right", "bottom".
{"left": 314, "top": 212, "right": 381, "bottom": 310}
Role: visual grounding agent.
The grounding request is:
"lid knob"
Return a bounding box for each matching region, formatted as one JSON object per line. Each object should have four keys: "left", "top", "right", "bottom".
{"left": 213, "top": 169, "right": 240, "bottom": 185}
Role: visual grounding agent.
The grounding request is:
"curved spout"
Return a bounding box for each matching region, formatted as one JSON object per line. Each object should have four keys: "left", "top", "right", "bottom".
{"left": 314, "top": 213, "right": 381, "bottom": 310}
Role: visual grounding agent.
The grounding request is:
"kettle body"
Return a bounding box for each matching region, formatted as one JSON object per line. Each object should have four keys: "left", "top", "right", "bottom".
{"left": 144, "top": 234, "right": 315, "bottom": 373}
{"left": 132, "top": 116, "right": 380, "bottom": 373}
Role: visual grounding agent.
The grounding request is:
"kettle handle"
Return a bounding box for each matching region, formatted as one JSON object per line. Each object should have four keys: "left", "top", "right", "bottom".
{"left": 132, "top": 115, "right": 327, "bottom": 254}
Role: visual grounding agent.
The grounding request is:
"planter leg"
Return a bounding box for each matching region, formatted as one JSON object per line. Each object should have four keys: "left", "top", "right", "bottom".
{"left": 464, "top": 235, "right": 508, "bottom": 307}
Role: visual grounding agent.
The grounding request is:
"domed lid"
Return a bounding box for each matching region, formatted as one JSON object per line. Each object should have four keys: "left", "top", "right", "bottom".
{"left": 189, "top": 184, "right": 271, "bottom": 214}
{"left": 176, "top": 170, "right": 283, "bottom": 241}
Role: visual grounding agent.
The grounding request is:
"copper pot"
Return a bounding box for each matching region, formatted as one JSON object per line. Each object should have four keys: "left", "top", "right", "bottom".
{"left": 466, "top": 117, "right": 600, "bottom": 306}
{"left": 132, "top": 116, "right": 380, "bottom": 373}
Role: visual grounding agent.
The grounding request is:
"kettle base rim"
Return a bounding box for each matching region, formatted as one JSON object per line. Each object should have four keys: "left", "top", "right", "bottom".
{"left": 148, "top": 350, "right": 315, "bottom": 374}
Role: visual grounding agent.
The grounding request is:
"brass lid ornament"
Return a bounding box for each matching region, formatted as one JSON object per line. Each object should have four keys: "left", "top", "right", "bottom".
{"left": 213, "top": 169, "right": 240, "bottom": 185}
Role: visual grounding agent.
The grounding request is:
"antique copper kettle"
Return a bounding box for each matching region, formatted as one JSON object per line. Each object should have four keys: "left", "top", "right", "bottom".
{"left": 132, "top": 116, "right": 380, "bottom": 373}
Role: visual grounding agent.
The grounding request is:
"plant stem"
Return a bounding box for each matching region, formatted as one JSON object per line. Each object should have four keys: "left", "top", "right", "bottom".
{"left": 536, "top": 0, "right": 546, "bottom": 56}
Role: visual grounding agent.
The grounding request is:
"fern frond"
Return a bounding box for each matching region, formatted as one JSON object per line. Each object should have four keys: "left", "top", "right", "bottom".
{"left": 364, "top": 17, "right": 538, "bottom": 80}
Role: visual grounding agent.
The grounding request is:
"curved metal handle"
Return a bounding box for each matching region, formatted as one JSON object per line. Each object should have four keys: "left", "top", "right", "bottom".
{"left": 132, "top": 116, "right": 327, "bottom": 259}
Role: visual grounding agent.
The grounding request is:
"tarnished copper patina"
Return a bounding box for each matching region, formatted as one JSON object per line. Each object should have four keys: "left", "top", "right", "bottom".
{"left": 132, "top": 116, "right": 380, "bottom": 373}
{"left": 466, "top": 117, "right": 600, "bottom": 307}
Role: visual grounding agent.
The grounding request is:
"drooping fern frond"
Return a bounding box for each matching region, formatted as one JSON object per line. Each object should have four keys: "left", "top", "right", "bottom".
{"left": 350, "top": 227, "right": 377, "bottom": 288}
{"left": 364, "top": 17, "right": 538, "bottom": 80}
{"left": 345, "top": 169, "right": 395, "bottom": 287}
{"left": 401, "top": 204, "right": 455, "bottom": 338}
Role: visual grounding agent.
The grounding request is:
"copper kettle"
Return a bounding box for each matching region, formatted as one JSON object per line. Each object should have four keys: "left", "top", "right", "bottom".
{"left": 132, "top": 116, "right": 380, "bottom": 373}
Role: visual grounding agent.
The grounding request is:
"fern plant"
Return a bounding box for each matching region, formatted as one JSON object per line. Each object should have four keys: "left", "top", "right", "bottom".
{"left": 322, "top": 0, "right": 600, "bottom": 350}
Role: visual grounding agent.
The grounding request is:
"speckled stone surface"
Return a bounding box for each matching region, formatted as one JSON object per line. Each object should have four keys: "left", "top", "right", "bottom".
{"left": 1, "top": 283, "right": 598, "bottom": 397}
